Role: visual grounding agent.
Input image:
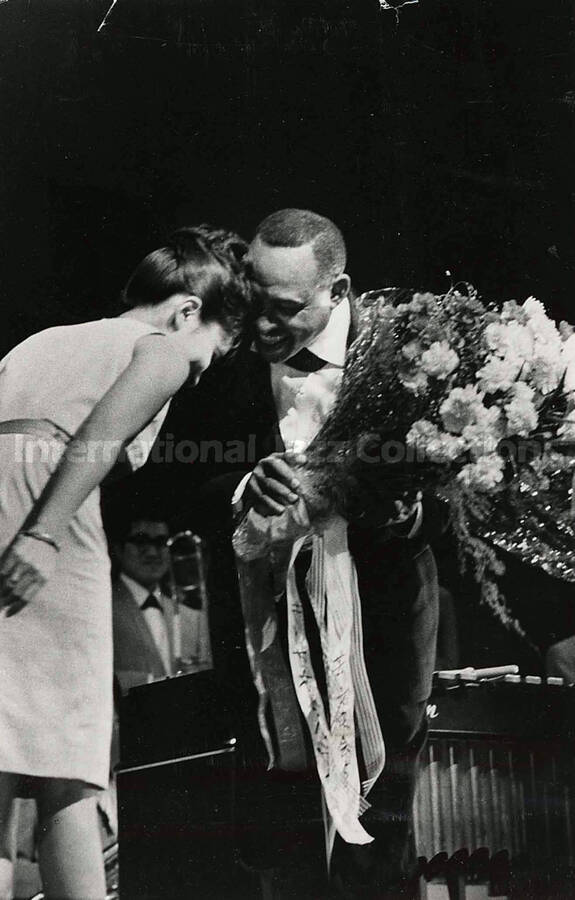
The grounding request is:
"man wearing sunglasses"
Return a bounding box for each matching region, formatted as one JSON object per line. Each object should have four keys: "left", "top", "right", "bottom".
{"left": 111, "top": 514, "right": 211, "bottom": 693}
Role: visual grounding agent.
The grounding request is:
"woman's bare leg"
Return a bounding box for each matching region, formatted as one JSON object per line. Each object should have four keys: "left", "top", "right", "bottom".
{"left": 37, "top": 779, "right": 105, "bottom": 900}
{"left": 0, "top": 773, "right": 18, "bottom": 900}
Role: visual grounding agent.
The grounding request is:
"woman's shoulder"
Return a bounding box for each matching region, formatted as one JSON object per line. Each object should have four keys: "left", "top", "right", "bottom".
{"left": 4, "top": 316, "right": 152, "bottom": 352}
{"left": 64, "top": 317, "right": 165, "bottom": 354}
{"left": 1, "top": 318, "right": 165, "bottom": 383}
{"left": 132, "top": 332, "right": 190, "bottom": 383}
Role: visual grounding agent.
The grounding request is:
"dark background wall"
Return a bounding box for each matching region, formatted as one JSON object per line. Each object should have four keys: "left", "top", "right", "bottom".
{"left": 1, "top": 0, "right": 574, "bottom": 664}
{"left": 1, "top": 0, "right": 573, "bottom": 350}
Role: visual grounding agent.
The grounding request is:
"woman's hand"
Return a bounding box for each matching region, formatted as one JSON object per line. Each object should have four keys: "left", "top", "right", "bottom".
{"left": 0, "top": 534, "right": 59, "bottom": 615}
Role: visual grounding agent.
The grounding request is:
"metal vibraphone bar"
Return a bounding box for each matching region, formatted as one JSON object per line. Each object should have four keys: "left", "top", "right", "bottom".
{"left": 414, "top": 736, "right": 575, "bottom": 867}
{"left": 413, "top": 676, "right": 575, "bottom": 881}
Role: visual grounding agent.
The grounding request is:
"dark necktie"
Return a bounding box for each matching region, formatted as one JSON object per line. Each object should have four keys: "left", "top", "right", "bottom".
{"left": 285, "top": 348, "right": 326, "bottom": 373}
{"left": 142, "top": 593, "right": 162, "bottom": 612}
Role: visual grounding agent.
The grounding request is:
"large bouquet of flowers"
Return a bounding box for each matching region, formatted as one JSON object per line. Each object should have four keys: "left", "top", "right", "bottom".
{"left": 290, "top": 286, "right": 575, "bottom": 633}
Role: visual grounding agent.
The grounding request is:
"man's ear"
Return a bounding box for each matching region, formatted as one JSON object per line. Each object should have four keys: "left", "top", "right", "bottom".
{"left": 330, "top": 274, "right": 351, "bottom": 307}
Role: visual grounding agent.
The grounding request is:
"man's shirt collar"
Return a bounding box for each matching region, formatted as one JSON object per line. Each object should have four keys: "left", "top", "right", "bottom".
{"left": 120, "top": 573, "right": 161, "bottom": 609}
{"left": 304, "top": 297, "right": 350, "bottom": 367}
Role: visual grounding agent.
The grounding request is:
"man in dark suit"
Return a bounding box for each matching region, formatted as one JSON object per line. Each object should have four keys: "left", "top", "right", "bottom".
{"left": 148, "top": 210, "right": 439, "bottom": 897}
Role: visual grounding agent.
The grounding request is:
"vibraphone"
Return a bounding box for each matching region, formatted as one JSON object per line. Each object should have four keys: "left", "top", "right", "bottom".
{"left": 414, "top": 672, "right": 575, "bottom": 895}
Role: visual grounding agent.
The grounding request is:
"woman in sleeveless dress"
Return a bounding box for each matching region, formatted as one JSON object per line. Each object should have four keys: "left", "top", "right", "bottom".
{"left": 0, "top": 225, "right": 252, "bottom": 899}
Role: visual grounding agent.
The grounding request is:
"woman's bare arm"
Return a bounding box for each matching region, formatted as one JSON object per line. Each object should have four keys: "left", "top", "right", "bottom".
{"left": 0, "top": 334, "right": 190, "bottom": 607}
{"left": 33, "top": 334, "right": 189, "bottom": 535}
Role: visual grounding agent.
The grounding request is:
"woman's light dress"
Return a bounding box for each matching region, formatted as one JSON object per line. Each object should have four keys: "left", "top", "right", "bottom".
{"left": 0, "top": 318, "right": 170, "bottom": 788}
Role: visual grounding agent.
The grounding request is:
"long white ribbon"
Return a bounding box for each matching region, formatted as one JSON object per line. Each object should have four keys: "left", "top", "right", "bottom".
{"left": 233, "top": 505, "right": 386, "bottom": 857}
{"left": 286, "top": 517, "right": 385, "bottom": 853}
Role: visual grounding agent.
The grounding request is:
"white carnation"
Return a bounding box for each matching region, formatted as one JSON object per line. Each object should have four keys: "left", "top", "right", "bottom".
{"left": 484, "top": 322, "right": 510, "bottom": 357}
{"left": 477, "top": 354, "right": 522, "bottom": 394}
{"left": 420, "top": 341, "right": 459, "bottom": 379}
{"left": 399, "top": 369, "right": 429, "bottom": 394}
{"left": 504, "top": 395, "right": 538, "bottom": 437}
{"left": 529, "top": 322, "right": 562, "bottom": 357}
{"left": 529, "top": 352, "right": 562, "bottom": 395}
{"left": 523, "top": 296, "right": 547, "bottom": 321}
{"left": 462, "top": 422, "right": 499, "bottom": 458}
{"left": 426, "top": 433, "right": 466, "bottom": 464}
{"left": 407, "top": 419, "right": 440, "bottom": 450}
{"left": 484, "top": 321, "right": 533, "bottom": 363}
{"left": 509, "top": 381, "right": 535, "bottom": 403}
{"left": 440, "top": 385, "right": 486, "bottom": 433}
{"left": 523, "top": 298, "right": 562, "bottom": 352}
{"left": 407, "top": 420, "right": 464, "bottom": 464}
{"left": 458, "top": 454, "right": 505, "bottom": 492}
{"left": 561, "top": 335, "right": 575, "bottom": 406}
{"left": 402, "top": 340, "right": 422, "bottom": 362}
{"left": 506, "top": 321, "right": 535, "bottom": 360}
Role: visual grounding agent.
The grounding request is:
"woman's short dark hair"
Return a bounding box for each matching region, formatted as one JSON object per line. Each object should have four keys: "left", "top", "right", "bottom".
{"left": 122, "top": 225, "right": 252, "bottom": 344}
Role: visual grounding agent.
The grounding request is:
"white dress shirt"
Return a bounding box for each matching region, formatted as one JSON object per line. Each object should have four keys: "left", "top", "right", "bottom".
{"left": 232, "top": 299, "right": 350, "bottom": 509}
{"left": 271, "top": 298, "right": 350, "bottom": 451}
{"left": 120, "top": 573, "right": 171, "bottom": 674}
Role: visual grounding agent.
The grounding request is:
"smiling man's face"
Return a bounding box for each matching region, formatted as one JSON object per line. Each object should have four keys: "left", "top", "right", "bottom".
{"left": 246, "top": 237, "right": 336, "bottom": 364}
